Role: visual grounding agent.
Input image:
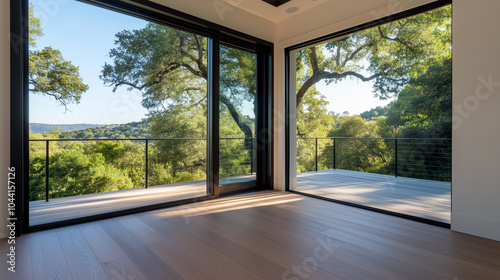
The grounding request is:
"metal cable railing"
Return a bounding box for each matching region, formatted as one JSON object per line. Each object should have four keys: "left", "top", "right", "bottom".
{"left": 29, "top": 137, "right": 256, "bottom": 202}
{"left": 297, "top": 137, "right": 451, "bottom": 182}
{"left": 219, "top": 137, "right": 256, "bottom": 177}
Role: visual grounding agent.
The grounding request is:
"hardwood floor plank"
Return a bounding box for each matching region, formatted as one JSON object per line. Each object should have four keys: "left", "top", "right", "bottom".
{"left": 29, "top": 229, "right": 73, "bottom": 280}
{"left": 78, "top": 222, "right": 147, "bottom": 280}
{"left": 138, "top": 212, "right": 268, "bottom": 280}
{"left": 197, "top": 201, "right": 433, "bottom": 279}
{"left": 257, "top": 197, "right": 495, "bottom": 279}
{"left": 98, "top": 219, "right": 184, "bottom": 280}
{"left": 100, "top": 256, "right": 147, "bottom": 280}
{"left": 191, "top": 207, "right": 376, "bottom": 280}
{"left": 57, "top": 227, "right": 109, "bottom": 280}
{"left": 280, "top": 194, "right": 500, "bottom": 265}
{"left": 116, "top": 215, "right": 223, "bottom": 279}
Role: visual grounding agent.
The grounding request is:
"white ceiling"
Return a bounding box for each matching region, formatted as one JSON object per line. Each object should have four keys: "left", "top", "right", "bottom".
{"left": 221, "top": 0, "right": 329, "bottom": 23}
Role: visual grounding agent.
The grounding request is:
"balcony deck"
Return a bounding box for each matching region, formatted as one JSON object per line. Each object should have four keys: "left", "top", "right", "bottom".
{"left": 295, "top": 169, "right": 451, "bottom": 223}
{"left": 30, "top": 169, "right": 449, "bottom": 226}
{"left": 29, "top": 175, "right": 256, "bottom": 226}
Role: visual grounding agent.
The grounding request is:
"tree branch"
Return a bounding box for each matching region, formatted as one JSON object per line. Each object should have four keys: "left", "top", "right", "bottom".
{"left": 296, "top": 71, "right": 383, "bottom": 109}
{"left": 377, "top": 25, "right": 415, "bottom": 52}
{"left": 309, "top": 47, "right": 319, "bottom": 74}
{"left": 340, "top": 42, "right": 373, "bottom": 69}
{"left": 220, "top": 94, "right": 253, "bottom": 139}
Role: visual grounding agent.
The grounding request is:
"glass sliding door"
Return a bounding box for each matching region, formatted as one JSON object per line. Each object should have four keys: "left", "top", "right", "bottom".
{"left": 219, "top": 45, "right": 257, "bottom": 186}
{"left": 287, "top": 4, "right": 452, "bottom": 224}
{"left": 28, "top": 0, "right": 208, "bottom": 226}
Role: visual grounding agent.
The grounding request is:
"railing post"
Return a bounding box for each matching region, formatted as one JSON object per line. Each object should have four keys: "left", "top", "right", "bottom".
{"left": 395, "top": 138, "right": 398, "bottom": 178}
{"left": 333, "top": 138, "right": 336, "bottom": 170}
{"left": 46, "top": 140, "right": 50, "bottom": 202}
{"left": 145, "top": 139, "right": 149, "bottom": 189}
{"left": 250, "top": 138, "right": 254, "bottom": 175}
{"left": 315, "top": 138, "right": 318, "bottom": 172}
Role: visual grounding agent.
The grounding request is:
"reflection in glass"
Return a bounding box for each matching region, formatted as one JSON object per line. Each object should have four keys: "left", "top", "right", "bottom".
{"left": 219, "top": 45, "right": 257, "bottom": 185}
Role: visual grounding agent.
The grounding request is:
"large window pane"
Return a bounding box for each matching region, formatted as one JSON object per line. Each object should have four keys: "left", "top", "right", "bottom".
{"left": 289, "top": 5, "right": 452, "bottom": 223}
{"left": 219, "top": 45, "right": 257, "bottom": 185}
{"left": 28, "top": 0, "right": 208, "bottom": 225}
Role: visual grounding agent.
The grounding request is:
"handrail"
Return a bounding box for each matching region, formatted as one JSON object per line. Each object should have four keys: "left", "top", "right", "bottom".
{"left": 220, "top": 137, "right": 255, "bottom": 140}
{"left": 29, "top": 137, "right": 256, "bottom": 202}
{"left": 29, "top": 137, "right": 207, "bottom": 141}
{"left": 30, "top": 137, "right": 257, "bottom": 141}
{"left": 297, "top": 137, "right": 451, "bottom": 140}
{"left": 297, "top": 137, "right": 451, "bottom": 181}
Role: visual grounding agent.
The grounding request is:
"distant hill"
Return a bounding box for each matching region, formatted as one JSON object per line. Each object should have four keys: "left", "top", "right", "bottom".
{"left": 28, "top": 120, "right": 150, "bottom": 139}
{"left": 58, "top": 120, "right": 150, "bottom": 139}
{"left": 30, "top": 123, "right": 105, "bottom": 134}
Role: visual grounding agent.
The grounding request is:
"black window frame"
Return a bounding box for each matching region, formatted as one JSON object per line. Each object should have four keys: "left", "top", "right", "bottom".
{"left": 284, "top": 0, "right": 452, "bottom": 228}
{"left": 11, "top": 0, "right": 273, "bottom": 235}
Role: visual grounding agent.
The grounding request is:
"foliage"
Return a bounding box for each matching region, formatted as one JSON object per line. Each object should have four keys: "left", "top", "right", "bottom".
{"left": 58, "top": 119, "right": 151, "bottom": 139}
{"left": 385, "top": 58, "right": 452, "bottom": 138}
{"left": 360, "top": 106, "right": 388, "bottom": 120}
{"left": 29, "top": 145, "right": 135, "bottom": 201}
{"left": 295, "top": 5, "right": 451, "bottom": 108}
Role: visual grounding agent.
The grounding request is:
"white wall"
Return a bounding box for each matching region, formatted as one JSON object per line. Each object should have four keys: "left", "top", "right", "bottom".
{"left": 451, "top": 0, "right": 500, "bottom": 241}
{"left": 0, "top": 0, "right": 11, "bottom": 239}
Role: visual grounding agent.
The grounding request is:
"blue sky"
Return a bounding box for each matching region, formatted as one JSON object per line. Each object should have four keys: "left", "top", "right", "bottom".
{"left": 30, "top": 0, "right": 392, "bottom": 125}
{"left": 317, "top": 79, "right": 394, "bottom": 116}
{"left": 30, "top": 0, "right": 149, "bottom": 124}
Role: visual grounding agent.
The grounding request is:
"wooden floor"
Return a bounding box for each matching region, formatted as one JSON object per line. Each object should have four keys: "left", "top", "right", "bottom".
{"left": 2, "top": 191, "right": 500, "bottom": 280}
{"left": 30, "top": 174, "right": 256, "bottom": 226}
{"left": 296, "top": 169, "right": 451, "bottom": 223}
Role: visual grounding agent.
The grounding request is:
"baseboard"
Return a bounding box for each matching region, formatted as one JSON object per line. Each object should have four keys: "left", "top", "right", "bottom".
{"left": 451, "top": 212, "right": 500, "bottom": 242}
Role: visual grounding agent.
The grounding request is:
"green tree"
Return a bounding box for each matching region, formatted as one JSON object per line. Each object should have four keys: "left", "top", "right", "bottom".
{"left": 384, "top": 58, "right": 452, "bottom": 181}
{"left": 100, "top": 24, "right": 256, "bottom": 139}
{"left": 296, "top": 88, "right": 337, "bottom": 137}
{"left": 385, "top": 58, "right": 452, "bottom": 138}
{"left": 29, "top": 5, "right": 88, "bottom": 110}
{"left": 360, "top": 106, "right": 388, "bottom": 120}
{"left": 295, "top": 6, "right": 451, "bottom": 109}
{"left": 148, "top": 104, "right": 207, "bottom": 178}
{"left": 322, "top": 117, "right": 392, "bottom": 174}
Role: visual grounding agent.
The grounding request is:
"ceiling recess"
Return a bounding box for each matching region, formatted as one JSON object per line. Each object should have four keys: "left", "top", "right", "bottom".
{"left": 261, "top": 0, "right": 292, "bottom": 7}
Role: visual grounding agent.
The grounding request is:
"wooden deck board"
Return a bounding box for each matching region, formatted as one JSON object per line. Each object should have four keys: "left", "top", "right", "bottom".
{"left": 29, "top": 181, "right": 208, "bottom": 226}
{"left": 295, "top": 169, "right": 451, "bottom": 223}
{"left": 29, "top": 174, "right": 257, "bottom": 226}
{"left": 2, "top": 191, "right": 500, "bottom": 280}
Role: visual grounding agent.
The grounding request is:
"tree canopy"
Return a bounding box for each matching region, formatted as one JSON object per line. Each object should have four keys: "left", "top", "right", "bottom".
{"left": 295, "top": 6, "right": 451, "bottom": 109}
{"left": 100, "top": 24, "right": 256, "bottom": 139}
